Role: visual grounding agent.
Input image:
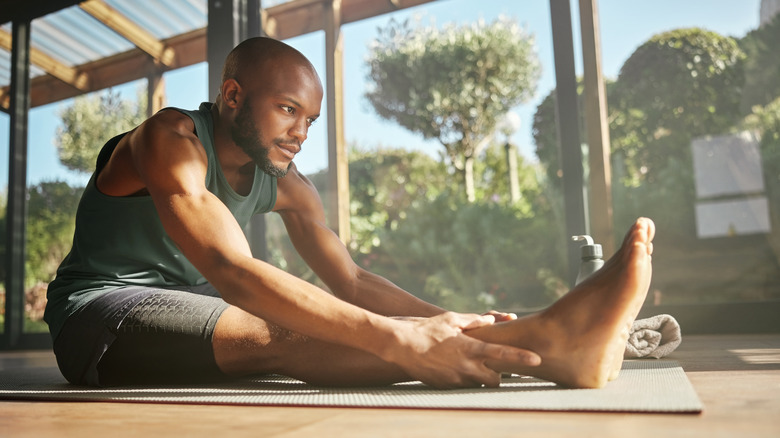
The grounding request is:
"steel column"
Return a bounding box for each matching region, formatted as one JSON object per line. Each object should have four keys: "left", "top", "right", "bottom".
{"left": 550, "top": 0, "right": 589, "bottom": 286}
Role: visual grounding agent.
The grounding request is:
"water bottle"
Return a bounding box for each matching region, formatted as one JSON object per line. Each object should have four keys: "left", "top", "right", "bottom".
{"left": 572, "top": 235, "right": 604, "bottom": 285}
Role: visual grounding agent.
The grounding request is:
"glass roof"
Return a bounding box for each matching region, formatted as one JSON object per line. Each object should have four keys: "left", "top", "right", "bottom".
{"left": 0, "top": 0, "right": 325, "bottom": 95}
{"left": 0, "top": 0, "right": 214, "bottom": 87}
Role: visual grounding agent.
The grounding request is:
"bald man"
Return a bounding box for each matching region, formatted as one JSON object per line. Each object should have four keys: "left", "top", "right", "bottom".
{"left": 45, "top": 37, "right": 655, "bottom": 390}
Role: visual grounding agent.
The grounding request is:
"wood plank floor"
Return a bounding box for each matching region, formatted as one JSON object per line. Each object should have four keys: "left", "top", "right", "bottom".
{"left": 1, "top": 334, "right": 779, "bottom": 438}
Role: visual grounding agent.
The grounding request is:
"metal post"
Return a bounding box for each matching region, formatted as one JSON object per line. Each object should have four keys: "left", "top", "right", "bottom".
{"left": 207, "top": 0, "right": 268, "bottom": 260}
{"left": 4, "top": 19, "right": 31, "bottom": 348}
{"left": 550, "top": 0, "right": 589, "bottom": 286}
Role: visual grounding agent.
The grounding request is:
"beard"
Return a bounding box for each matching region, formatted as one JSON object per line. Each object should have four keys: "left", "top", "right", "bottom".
{"left": 231, "top": 100, "right": 292, "bottom": 178}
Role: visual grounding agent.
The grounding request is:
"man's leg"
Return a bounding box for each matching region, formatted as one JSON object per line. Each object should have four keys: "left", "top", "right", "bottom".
{"left": 212, "top": 306, "right": 410, "bottom": 386}
{"left": 212, "top": 217, "right": 654, "bottom": 389}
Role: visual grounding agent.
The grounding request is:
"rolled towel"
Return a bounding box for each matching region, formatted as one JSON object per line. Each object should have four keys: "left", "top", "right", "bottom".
{"left": 624, "top": 314, "right": 682, "bottom": 359}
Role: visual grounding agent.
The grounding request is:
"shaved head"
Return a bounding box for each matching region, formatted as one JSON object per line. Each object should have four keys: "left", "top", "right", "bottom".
{"left": 221, "top": 37, "right": 318, "bottom": 87}
{"left": 217, "top": 37, "right": 323, "bottom": 179}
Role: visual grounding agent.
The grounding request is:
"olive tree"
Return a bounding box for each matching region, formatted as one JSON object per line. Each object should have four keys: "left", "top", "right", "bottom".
{"left": 365, "top": 16, "right": 541, "bottom": 202}
{"left": 56, "top": 89, "right": 147, "bottom": 174}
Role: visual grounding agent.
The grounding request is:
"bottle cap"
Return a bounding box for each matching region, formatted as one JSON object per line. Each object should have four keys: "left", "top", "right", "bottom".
{"left": 571, "top": 235, "right": 603, "bottom": 259}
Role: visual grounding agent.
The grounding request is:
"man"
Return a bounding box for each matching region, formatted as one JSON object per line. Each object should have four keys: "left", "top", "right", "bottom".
{"left": 45, "top": 37, "right": 655, "bottom": 390}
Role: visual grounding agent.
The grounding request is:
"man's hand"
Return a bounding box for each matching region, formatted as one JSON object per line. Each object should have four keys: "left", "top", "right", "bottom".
{"left": 385, "top": 312, "right": 540, "bottom": 389}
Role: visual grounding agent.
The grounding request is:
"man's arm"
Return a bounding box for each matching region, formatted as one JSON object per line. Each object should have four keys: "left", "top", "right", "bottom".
{"left": 273, "top": 165, "right": 445, "bottom": 317}
{"left": 117, "top": 111, "right": 537, "bottom": 388}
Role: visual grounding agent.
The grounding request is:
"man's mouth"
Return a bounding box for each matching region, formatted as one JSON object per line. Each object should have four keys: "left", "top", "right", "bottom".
{"left": 276, "top": 142, "right": 300, "bottom": 160}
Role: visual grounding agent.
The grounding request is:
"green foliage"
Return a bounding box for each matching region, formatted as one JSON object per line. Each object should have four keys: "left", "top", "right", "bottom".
{"left": 364, "top": 195, "right": 563, "bottom": 312}
{"left": 265, "top": 144, "right": 565, "bottom": 312}
{"left": 612, "top": 28, "right": 745, "bottom": 180}
{"left": 474, "top": 141, "right": 546, "bottom": 212}
{"left": 346, "top": 145, "right": 452, "bottom": 254}
{"left": 265, "top": 146, "right": 453, "bottom": 286}
{"left": 56, "top": 89, "right": 147, "bottom": 174}
{"left": 365, "top": 16, "right": 541, "bottom": 200}
{"left": 609, "top": 28, "right": 746, "bottom": 241}
{"left": 742, "top": 96, "right": 780, "bottom": 204}
{"left": 347, "top": 144, "right": 565, "bottom": 312}
{"left": 532, "top": 27, "right": 750, "bottom": 241}
{"left": 739, "top": 14, "right": 780, "bottom": 113}
{"left": 25, "top": 181, "right": 84, "bottom": 287}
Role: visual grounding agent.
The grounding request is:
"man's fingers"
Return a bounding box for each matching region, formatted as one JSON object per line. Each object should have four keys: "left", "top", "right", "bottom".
{"left": 482, "top": 310, "right": 517, "bottom": 322}
{"left": 458, "top": 313, "right": 496, "bottom": 330}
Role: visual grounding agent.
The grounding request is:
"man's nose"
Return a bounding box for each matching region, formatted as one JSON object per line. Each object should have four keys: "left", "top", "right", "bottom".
{"left": 290, "top": 118, "right": 308, "bottom": 143}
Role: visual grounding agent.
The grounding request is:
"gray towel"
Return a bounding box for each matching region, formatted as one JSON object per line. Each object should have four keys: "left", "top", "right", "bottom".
{"left": 624, "top": 314, "right": 682, "bottom": 359}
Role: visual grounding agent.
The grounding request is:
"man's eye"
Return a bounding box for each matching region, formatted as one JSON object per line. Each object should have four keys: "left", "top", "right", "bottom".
{"left": 282, "top": 105, "right": 294, "bottom": 114}
{"left": 307, "top": 118, "right": 317, "bottom": 126}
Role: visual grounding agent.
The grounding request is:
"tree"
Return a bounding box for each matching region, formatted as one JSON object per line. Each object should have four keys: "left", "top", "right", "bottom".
{"left": 742, "top": 96, "right": 780, "bottom": 258}
{"left": 25, "top": 181, "right": 84, "bottom": 287}
{"left": 365, "top": 16, "right": 541, "bottom": 202}
{"left": 56, "top": 88, "right": 147, "bottom": 174}
{"left": 367, "top": 192, "right": 562, "bottom": 312}
{"left": 611, "top": 28, "right": 745, "bottom": 181}
{"left": 344, "top": 144, "right": 452, "bottom": 255}
{"left": 533, "top": 28, "right": 747, "bottom": 239}
{"left": 739, "top": 14, "right": 780, "bottom": 113}
{"left": 265, "top": 146, "right": 453, "bottom": 285}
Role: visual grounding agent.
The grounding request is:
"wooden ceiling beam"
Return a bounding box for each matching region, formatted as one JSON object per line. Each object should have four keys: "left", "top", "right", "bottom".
{"left": 263, "top": 0, "right": 433, "bottom": 40}
{"left": 1, "top": 0, "right": 436, "bottom": 109}
{"left": 79, "top": 0, "right": 175, "bottom": 67}
{"left": 0, "top": 27, "right": 89, "bottom": 92}
{"left": 0, "top": 28, "right": 204, "bottom": 109}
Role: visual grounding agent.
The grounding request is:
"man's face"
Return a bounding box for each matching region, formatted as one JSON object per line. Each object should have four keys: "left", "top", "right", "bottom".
{"left": 230, "top": 63, "right": 323, "bottom": 178}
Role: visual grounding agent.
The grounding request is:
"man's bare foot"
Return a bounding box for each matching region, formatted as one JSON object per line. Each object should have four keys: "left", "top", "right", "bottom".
{"left": 468, "top": 217, "right": 655, "bottom": 388}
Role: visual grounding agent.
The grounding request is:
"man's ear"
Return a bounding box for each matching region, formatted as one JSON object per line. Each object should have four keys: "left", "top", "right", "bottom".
{"left": 221, "top": 79, "right": 242, "bottom": 108}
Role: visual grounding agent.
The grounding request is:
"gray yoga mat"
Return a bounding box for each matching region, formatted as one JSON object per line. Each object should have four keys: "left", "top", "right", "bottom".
{"left": 0, "top": 360, "right": 702, "bottom": 413}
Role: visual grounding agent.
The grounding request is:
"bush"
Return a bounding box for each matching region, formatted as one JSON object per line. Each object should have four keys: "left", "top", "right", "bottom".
{"left": 360, "top": 195, "right": 565, "bottom": 312}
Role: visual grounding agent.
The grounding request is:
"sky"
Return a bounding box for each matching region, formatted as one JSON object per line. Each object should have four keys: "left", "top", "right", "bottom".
{"left": 0, "top": 0, "right": 764, "bottom": 188}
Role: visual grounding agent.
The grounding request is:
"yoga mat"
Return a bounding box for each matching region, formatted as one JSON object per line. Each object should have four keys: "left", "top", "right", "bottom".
{"left": 0, "top": 360, "right": 702, "bottom": 413}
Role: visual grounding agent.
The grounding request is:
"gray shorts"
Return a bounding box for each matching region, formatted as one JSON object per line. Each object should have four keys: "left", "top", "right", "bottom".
{"left": 53, "top": 284, "right": 231, "bottom": 387}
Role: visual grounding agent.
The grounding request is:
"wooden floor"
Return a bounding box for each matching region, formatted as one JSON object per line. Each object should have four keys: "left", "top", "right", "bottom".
{"left": 1, "top": 334, "right": 779, "bottom": 437}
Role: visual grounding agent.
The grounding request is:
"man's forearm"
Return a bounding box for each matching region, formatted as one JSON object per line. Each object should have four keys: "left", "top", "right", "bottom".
{"left": 337, "top": 268, "right": 445, "bottom": 318}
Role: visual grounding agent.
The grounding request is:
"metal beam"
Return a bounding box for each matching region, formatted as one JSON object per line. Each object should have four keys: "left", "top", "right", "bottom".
{"left": 207, "top": 0, "right": 269, "bottom": 260}
{"left": 0, "top": 0, "right": 83, "bottom": 24}
{"left": 550, "top": 0, "right": 588, "bottom": 286}
{"left": 3, "top": 19, "right": 31, "bottom": 348}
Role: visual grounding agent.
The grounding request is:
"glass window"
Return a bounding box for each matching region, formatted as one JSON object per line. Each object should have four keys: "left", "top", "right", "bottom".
{"left": 9, "top": 0, "right": 778, "bottom": 339}
{"left": 321, "top": 0, "right": 779, "bottom": 314}
{"left": 0, "top": 110, "right": 7, "bottom": 335}
{"left": 23, "top": 78, "right": 145, "bottom": 333}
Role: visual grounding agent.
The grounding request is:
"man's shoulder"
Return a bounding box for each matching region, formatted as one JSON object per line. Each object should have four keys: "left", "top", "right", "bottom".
{"left": 146, "top": 107, "right": 198, "bottom": 134}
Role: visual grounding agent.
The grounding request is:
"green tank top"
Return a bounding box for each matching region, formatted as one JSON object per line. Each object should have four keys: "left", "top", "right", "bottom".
{"left": 44, "top": 102, "right": 277, "bottom": 339}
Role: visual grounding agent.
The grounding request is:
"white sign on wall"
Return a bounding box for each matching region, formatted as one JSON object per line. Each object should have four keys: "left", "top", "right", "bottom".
{"left": 691, "top": 131, "right": 770, "bottom": 238}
